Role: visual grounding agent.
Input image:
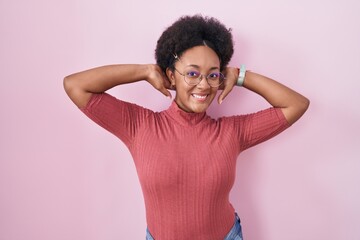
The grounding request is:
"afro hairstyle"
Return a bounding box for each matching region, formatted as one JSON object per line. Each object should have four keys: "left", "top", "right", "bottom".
{"left": 155, "top": 15, "right": 234, "bottom": 73}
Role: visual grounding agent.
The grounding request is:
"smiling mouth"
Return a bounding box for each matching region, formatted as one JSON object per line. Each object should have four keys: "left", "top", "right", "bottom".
{"left": 191, "top": 94, "right": 208, "bottom": 100}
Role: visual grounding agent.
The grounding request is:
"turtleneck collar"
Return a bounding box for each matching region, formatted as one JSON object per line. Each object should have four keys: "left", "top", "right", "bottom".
{"left": 164, "top": 101, "right": 210, "bottom": 127}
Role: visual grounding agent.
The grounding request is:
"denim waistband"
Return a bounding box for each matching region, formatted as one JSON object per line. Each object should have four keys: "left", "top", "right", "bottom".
{"left": 224, "top": 212, "right": 243, "bottom": 240}
{"left": 146, "top": 212, "right": 243, "bottom": 240}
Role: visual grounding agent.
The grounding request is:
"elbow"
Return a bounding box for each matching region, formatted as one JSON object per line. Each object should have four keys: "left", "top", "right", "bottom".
{"left": 62, "top": 75, "right": 92, "bottom": 109}
{"left": 294, "top": 96, "right": 310, "bottom": 120}
{"left": 283, "top": 96, "right": 310, "bottom": 125}
{"left": 63, "top": 75, "right": 74, "bottom": 96}
{"left": 293, "top": 97, "right": 310, "bottom": 124}
{"left": 300, "top": 96, "right": 310, "bottom": 114}
{"left": 63, "top": 75, "right": 78, "bottom": 105}
{"left": 63, "top": 74, "right": 81, "bottom": 99}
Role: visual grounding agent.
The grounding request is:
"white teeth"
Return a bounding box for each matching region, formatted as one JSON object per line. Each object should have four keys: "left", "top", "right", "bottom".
{"left": 192, "top": 94, "right": 207, "bottom": 99}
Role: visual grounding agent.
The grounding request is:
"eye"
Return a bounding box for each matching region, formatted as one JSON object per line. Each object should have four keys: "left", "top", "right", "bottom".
{"left": 186, "top": 71, "right": 200, "bottom": 78}
{"left": 208, "top": 72, "right": 220, "bottom": 79}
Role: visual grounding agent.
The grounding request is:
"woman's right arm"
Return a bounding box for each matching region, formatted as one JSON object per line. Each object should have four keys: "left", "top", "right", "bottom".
{"left": 63, "top": 64, "right": 172, "bottom": 108}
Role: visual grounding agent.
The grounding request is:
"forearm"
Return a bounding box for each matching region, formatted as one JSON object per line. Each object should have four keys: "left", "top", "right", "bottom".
{"left": 64, "top": 64, "right": 148, "bottom": 108}
{"left": 243, "top": 71, "right": 310, "bottom": 125}
{"left": 64, "top": 64, "right": 148, "bottom": 93}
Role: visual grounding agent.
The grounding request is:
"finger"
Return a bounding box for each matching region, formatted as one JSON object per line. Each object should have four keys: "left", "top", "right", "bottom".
{"left": 161, "top": 73, "right": 175, "bottom": 91}
{"left": 163, "top": 78, "right": 172, "bottom": 90}
{"left": 218, "top": 85, "right": 233, "bottom": 104}
{"left": 218, "top": 79, "right": 225, "bottom": 90}
{"left": 158, "top": 86, "right": 172, "bottom": 99}
{"left": 168, "top": 83, "right": 176, "bottom": 91}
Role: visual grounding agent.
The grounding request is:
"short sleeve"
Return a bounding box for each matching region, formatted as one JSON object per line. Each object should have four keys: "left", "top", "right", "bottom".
{"left": 80, "top": 93, "right": 153, "bottom": 147}
{"left": 225, "top": 107, "right": 290, "bottom": 152}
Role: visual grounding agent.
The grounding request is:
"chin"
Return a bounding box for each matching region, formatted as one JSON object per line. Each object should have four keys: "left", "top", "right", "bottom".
{"left": 190, "top": 103, "right": 210, "bottom": 113}
{"left": 175, "top": 97, "right": 214, "bottom": 113}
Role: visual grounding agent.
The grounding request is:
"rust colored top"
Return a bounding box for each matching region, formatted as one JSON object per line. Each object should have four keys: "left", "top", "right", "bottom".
{"left": 81, "top": 93, "right": 289, "bottom": 240}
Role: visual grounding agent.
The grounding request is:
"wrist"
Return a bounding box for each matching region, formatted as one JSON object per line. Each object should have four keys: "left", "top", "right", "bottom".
{"left": 236, "top": 64, "right": 246, "bottom": 86}
{"left": 144, "top": 64, "right": 157, "bottom": 81}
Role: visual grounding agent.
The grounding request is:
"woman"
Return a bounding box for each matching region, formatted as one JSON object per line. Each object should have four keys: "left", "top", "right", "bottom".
{"left": 64, "top": 15, "right": 309, "bottom": 240}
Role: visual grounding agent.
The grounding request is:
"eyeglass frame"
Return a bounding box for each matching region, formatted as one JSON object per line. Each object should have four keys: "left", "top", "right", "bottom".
{"left": 172, "top": 57, "right": 225, "bottom": 88}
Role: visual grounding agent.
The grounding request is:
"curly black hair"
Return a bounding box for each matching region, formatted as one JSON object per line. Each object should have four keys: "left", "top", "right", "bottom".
{"left": 155, "top": 15, "right": 234, "bottom": 72}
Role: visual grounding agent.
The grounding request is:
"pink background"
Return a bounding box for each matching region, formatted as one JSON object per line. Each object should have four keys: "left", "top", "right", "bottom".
{"left": 1, "top": 0, "right": 359, "bottom": 239}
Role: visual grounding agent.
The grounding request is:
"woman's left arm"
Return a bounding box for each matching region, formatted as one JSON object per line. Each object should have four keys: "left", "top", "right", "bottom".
{"left": 219, "top": 68, "right": 310, "bottom": 125}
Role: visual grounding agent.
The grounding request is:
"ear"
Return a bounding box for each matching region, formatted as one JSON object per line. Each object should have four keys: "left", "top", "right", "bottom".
{"left": 166, "top": 67, "right": 176, "bottom": 86}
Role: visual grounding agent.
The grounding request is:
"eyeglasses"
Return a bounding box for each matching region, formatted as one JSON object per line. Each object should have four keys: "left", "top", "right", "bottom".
{"left": 174, "top": 65, "right": 224, "bottom": 88}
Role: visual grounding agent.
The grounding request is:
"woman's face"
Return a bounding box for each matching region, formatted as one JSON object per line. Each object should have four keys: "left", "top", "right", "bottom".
{"left": 168, "top": 45, "right": 221, "bottom": 113}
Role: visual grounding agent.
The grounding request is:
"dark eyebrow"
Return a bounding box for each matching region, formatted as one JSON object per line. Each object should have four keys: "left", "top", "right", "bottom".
{"left": 186, "top": 64, "right": 220, "bottom": 71}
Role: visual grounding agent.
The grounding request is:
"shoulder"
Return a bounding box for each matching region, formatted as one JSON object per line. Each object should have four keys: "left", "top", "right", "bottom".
{"left": 82, "top": 92, "right": 154, "bottom": 114}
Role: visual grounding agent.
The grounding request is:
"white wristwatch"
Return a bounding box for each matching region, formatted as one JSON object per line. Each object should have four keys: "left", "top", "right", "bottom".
{"left": 236, "top": 64, "right": 246, "bottom": 86}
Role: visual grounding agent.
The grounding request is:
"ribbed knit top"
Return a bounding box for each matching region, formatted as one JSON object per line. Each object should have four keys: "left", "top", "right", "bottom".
{"left": 81, "top": 93, "right": 289, "bottom": 240}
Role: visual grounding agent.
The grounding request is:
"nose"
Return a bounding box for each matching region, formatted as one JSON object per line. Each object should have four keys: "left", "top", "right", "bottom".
{"left": 197, "top": 74, "right": 211, "bottom": 88}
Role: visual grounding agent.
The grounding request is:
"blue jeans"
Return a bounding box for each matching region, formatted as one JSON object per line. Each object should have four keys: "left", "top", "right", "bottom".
{"left": 146, "top": 213, "right": 243, "bottom": 240}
